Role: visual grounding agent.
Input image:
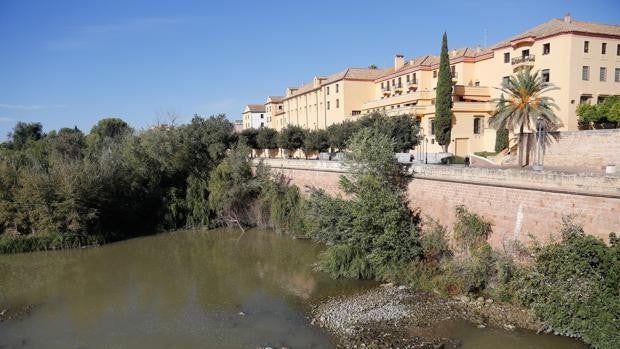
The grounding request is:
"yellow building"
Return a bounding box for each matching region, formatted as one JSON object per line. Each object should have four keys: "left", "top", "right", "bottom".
{"left": 245, "top": 14, "right": 620, "bottom": 156}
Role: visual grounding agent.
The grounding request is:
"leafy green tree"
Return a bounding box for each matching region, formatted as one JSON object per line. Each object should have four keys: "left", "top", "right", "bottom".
{"left": 277, "top": 125, "right": 305, "bottom": 157}
{"left": 47, "top": 127, "right": 86, "bottom": 160}
{"left": 326, "top": 121, "right": 358, "bottom": 151}
{"left": 435, "top": 32, "right": 453, "bottom": 153}
{"left": 577, "top": 96, "right": 620, "bottom": 128}
{"left": 358, "top": 112, "right": 420, "bottom": 152}
{"left": 494, "top": 128, "right": 509, "bottom": 152}
{"left": 490, "top": 68, "right": 561, "bottom": 166}
{"left": 89, "top": 118, "right": 132, "bottom": 139}
{"left": 9, "top": 122, "right": 43, "bottom": 150}
{"left": 239, "top": 128, "right": 259, "bottom": 149}
{"left": 302, "top": 129, "right": 329, "bottom": 157}
{"left": 256, "top": 127, "right": 279, "bottom": 150}
{"left": 312, "top": 128, "right": 422, "bottom": 279}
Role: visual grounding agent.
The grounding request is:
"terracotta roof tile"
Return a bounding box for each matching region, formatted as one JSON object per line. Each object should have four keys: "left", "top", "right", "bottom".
{"left": 492, "top": 17, "right": 620, "bottom": 49}
{"left": 245, "top": 104, "right": 265, "bottom": 113}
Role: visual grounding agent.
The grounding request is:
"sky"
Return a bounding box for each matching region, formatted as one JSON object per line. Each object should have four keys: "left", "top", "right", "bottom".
{"left": 1, "top": 0, "right": 618, "bottom": 140}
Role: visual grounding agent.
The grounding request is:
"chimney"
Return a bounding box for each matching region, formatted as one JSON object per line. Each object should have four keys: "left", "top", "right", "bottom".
{"left": 564, "top": 12, "right": 571, "bottom": 23}
{"left": 394, "top": 54, "right": 405, "bottom": 70}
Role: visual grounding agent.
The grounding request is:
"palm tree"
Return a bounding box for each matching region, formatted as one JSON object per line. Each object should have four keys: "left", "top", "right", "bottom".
{"left": 490, "top": 67, "right": 562, "bottom": 167}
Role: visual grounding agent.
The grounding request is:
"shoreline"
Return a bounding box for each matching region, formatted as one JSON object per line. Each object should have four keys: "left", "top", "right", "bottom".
{"left": 311, "top": 284, "right": 545, "bottom": 348}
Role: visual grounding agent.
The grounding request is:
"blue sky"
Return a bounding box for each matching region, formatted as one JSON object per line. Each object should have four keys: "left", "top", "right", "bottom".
{"left": 1, "top": 0, "right": 618, "bottom": 139}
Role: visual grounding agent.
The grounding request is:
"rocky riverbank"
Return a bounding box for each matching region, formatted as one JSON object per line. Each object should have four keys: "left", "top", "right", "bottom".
{"left": 311, "top": 283, "right": 542, "bottom": 348}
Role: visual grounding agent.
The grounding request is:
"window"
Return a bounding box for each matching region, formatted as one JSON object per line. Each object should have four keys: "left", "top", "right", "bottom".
{"left": 451, "top": 65, "right": 456, "bottom": 77}
{"left": 543, "top": 43, "right": 550, "bottom": 55}
{"left": 336, "top": 99, "right": 340, "bottom": 108}
{"left": 430, "top": 119, "right": 435, "bottom": 135}
{"left": 602, "top": 43, "right": 607, "bottom": 54}
{"left": 352, "top": 110, "right": 361, "bottom": 115}
{"left": 615, "top": 68, "right": 620, "bottom": 82}
{"left": 473, "top": 117, "right": 482, "bottom": 134}
{"left": 327, "top": 101, "right": 330, "bottom": 110}
{"left": 504, "top": 52, "right": 510, "bottom": 63}
{"left": 413, "top": 73, "right": 417, "bottom": 83}
{"left": 617, "top": 44, "right": 620, "bottom": 56}
{"left": 542, "top": 69, "right": 550, "bottom": 82}
{"left": 582, "top": 66, "right": 590, "bottom": 81}
{"left": 474, "top": 81, "right": 480, "bottom": 86}
{"left": 580, "top": 95, "right": 592, "bottom": 104}
{"left": 502, "top": 76, "right": 510, "bottom": 86}
{"left": 397, "top": 77, "right": 401, "bottom": 87}
{"left": 406, "top": 75, "right": 410, "bottom": 82}
{"left": 598, "top": 95, "right": 607, "bottom": 104}
{"left": 326, "top": 86, "right": 330, "bottom": 95}
{"left": 433, "top": 70, "right": 437, "bottom": 78}
{"left": 260, "top": 113, "right": 264, "bottom": 118}
{"left": 584, "top": 41, "right": 589, "bottom": 53}
{"left": 392, "top": 79, "right": 395, "bottom": 86}
{"left": 336, "top": 84, "right": 339, "bottom": 93}
{"left": 522, "top": 49, "right": 530, "bottom": 58}
{"left": 600, "top": 67, "right": 607, "bottom": 81}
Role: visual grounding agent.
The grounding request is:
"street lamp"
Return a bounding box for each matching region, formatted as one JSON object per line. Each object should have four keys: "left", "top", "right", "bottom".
{"left": 533, "top": 116, "right": 545, "bottom": 171}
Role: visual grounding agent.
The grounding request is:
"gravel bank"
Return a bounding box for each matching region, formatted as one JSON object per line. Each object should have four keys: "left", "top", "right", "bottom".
{"left": 312, "top": 284, "right": 541, "bottom": 348}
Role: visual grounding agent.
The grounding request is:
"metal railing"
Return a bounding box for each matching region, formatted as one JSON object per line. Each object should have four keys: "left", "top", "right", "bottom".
{"left": 511, "top": 55, "right": 535, "bottom": 65}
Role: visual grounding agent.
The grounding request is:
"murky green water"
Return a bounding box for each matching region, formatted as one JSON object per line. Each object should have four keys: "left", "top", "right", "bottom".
{"left": 0, "top": 229, "right": 587, "bottom": 348}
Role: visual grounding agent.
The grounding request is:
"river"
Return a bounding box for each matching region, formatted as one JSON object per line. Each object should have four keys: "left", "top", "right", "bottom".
{"left": 0, "top": 229, "right": 587, "bottom": 348}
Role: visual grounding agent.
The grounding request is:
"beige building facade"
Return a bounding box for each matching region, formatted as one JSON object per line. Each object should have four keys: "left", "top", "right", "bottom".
{"left": 244, "top": 15, "right": 620, "bottom": 155}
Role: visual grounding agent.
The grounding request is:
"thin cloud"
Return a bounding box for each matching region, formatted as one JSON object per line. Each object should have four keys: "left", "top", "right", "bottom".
{"left": 0, "top": 117, "right": 15, "bottom": 123}
{"left": 0, "top": 103, "right": 64, "bottom": 110}
{"left": 47, "top": 16, "right": 189, "bottom": 50}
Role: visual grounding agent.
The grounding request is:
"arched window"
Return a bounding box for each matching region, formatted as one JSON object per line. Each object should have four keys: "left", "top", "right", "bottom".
{"left": 473, "top": 117, "right": 482, "bottom": 134}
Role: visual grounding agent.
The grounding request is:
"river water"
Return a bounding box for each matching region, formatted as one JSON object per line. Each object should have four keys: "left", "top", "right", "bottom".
{"left": 0, "top": 229, "right": 587, "bottom": 348}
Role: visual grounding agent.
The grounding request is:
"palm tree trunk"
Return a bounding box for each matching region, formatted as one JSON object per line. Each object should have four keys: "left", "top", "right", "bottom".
{"left": 518, "top": 125, "right": 525, "bottom": 167}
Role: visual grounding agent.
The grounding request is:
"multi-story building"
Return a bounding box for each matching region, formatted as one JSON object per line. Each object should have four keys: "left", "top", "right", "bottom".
{"left": 264, "top": 96, "right": 284, "bottom": 129}
{"left": 245, "top": 14, "right": 620, "bottom": 155}
{"left": 242, "top": 104, "right": 266, "bottom": 129}
{"left": 273, "top": 67, "right": 392, "bottom": 131}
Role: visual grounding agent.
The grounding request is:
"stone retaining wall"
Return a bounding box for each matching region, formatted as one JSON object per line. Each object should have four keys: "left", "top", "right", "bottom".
{"left": 256, "top": 159, "right": 620, "bottom": 246}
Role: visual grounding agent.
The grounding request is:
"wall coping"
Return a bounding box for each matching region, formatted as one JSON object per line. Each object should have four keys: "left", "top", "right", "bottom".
{"left": 253, "top": 158, "right": 620, "bottom": 198}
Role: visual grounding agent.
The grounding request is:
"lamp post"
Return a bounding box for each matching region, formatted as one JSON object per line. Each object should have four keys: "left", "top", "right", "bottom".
{"left": 533, "top": 116, "right": 545, "bottom": 171}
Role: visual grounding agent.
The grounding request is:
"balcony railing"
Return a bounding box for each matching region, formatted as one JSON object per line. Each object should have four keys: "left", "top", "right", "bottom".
{"left": 511, "top": 55, "right": 535, "bottom": 65}
{"left": 381, "top": 86, "right": 391, "bottom": 92}
{"left": 407, "top": 79, "right": 418, "bottom": 86}
{"left": 393, "top": 83, "right": 403, "bottom": 90}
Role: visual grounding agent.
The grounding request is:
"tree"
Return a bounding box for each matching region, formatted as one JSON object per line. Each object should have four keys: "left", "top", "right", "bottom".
{"left": 9, "top": 122, "right": 43, "bottom": 150}
{"left": 490, "top": 68, "right": 561, "bottom": 166}
{"left": 577, "top": 96, "right": 620, "bottom": 129}
{"left": 327, "top": 121, "right": 358, "bottom": 151}
{"left": 302, "top": 129, "right": 329, "bottom": 157}
{"left": 277, "top": 125, "right": 305, "bottom": 157}
{"left": 89, "top": 118, "right": 132, "bottom": 139}
{"left": 238, "top": 128, "right": 259, "bottom": 149}
{"left": 358, "top": 112, "right": 421, "bottom": 152}
{"left": 435, "top": 32, "right": 453, "bottom": 153}
{"left": 256, "top": 127, "right": 278, "bottom": 150}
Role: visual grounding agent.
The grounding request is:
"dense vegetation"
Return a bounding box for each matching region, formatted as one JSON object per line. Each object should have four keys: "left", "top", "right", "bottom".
{"left": 0, "top": 115, "right": 237, "bottom": 253}
{"left": 245, "top": 112, "right": 421, "bottom": 158}
{"left": 577, "top": 96, "right": 620, "bottom": 129}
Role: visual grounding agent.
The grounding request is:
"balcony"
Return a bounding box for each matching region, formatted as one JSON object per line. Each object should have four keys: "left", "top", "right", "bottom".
{"left": 381, "top": 86, "right": 391, "bottom": 96}
{"left": 393, "top": 83, "right": 403, "bottom": 92}
{"left": 511, "top": 55, "right": 535, "bottom": 69}
{"left": 407, "top": 79, "right": 418, "bottom": 88}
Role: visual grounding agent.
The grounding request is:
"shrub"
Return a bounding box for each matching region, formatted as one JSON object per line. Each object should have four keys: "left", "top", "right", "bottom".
{"left": 512, "top": 219, "right": 620, "bottom": 348}
{"left": 453, "top": 205, "right": 493, "bottom": 255}
{"left": 494, "top": 128, "right": 509, "bottom": 152}
{"left": 420, "top": 217, "right": 452, "bottom": 263}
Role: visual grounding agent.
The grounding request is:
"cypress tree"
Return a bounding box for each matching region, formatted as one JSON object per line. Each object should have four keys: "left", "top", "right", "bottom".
{"left": 435, "top": 32, "right": 453, "bottom": 153}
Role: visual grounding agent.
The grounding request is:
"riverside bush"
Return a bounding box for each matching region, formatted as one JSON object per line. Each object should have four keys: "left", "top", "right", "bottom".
{"left": 510, "top": 220, "right": 620, "bottom": 348}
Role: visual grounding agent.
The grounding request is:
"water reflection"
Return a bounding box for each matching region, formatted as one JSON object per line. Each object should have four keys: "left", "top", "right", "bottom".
{"left": 0, "top": 229, "right": 367, "bottom": 349}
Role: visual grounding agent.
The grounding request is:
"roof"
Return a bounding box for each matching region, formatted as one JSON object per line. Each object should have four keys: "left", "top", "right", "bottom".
{"left": 244, "top": 104, "right": 265, "bottom": 113}
{"left": 376, "top": 47, "right": 492, "bottom": 81}
{"left": 492, "top": 16, "right": 620, "bottom": 49}
{"left": 265, "top": 96, "right": 284, "bottom": 103}
{"left": 282, "top": 67, "right": 393, "bottom": 100}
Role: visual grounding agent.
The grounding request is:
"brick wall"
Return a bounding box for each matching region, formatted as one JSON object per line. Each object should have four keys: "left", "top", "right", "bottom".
{"left": 261, "top": 159, "right": 620, "bottom": 247}
{"left": 542, "top": 129, "right": 620, "bottom": 173}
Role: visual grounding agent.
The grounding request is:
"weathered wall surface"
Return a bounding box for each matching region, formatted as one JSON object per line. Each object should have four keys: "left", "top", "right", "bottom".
{"left": 543, "top": 129, "right": 620, "bottom": 173}
{"left": 259, "top": 159, "right": 620, "bottom": 247}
